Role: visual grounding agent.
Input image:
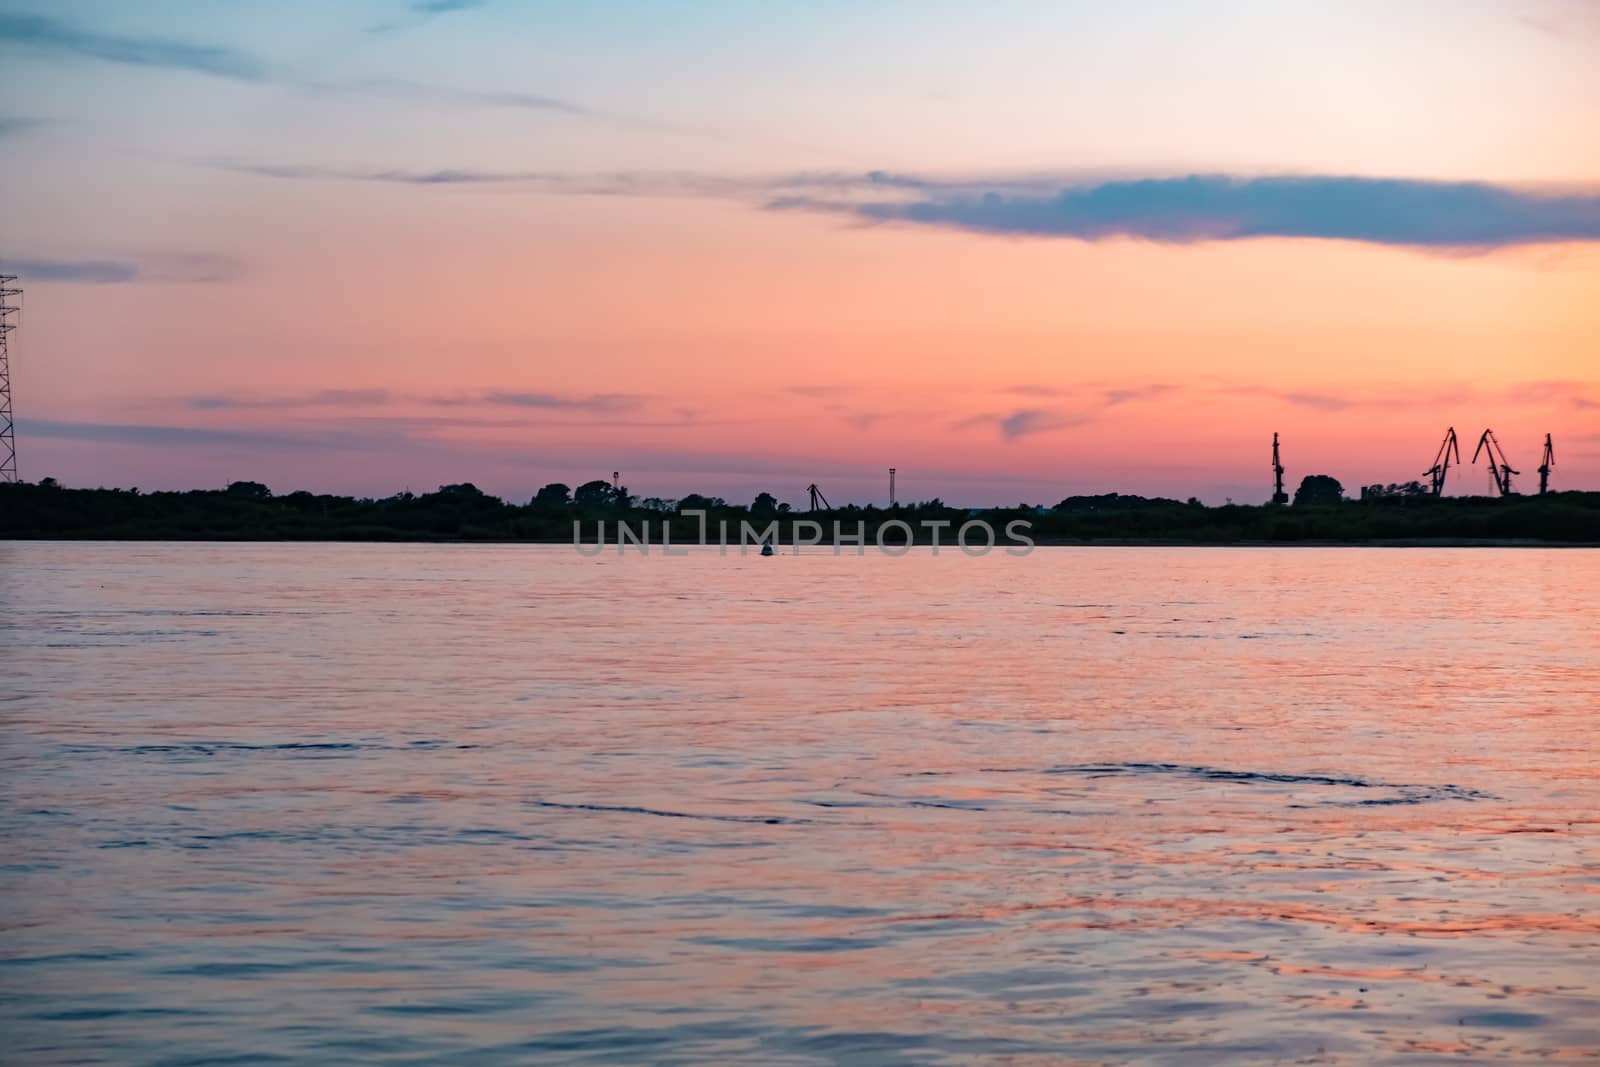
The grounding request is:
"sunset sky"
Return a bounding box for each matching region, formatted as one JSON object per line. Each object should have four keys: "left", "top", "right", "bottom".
{"left": 3, "top": 0, "right": 1598, "bottom": 506}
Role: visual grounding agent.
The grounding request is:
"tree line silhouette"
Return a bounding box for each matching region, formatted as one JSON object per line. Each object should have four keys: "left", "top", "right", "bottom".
{"left": 3, "top": 475, "right": 1596, "bottom": 543}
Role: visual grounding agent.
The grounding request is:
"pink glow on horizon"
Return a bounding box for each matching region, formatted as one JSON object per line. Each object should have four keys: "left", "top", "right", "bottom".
{"left": 4, "top": 4, "right": 1597, "bottom": 503}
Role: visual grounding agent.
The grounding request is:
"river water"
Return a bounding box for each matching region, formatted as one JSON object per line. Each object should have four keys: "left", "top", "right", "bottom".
{"left": 2, "top": 542, "right": 1597, "bottom": 1064}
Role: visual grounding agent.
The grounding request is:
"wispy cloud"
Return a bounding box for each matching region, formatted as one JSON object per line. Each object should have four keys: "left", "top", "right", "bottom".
{"left": 990, "top": 380, "right": 1578, "bottom": 424}
{"left": 207, "top": 160, "right": 568, "bottom": 186}
{"left": 785, "top": 384, "right": 853, "bottom": 399}
{"left": 1001, "top": 383, "right": 1174, "bottom": 407}
{"left": 184, "top": 389, "right": 392, "bottom": 411}
{"left": 999, "top": 410, "right": 1059, "bottom": 440}
{"left": 1104, "top": 384, "right": 1176, "bottom": 406}
{"left": 2, "top": 12, "right": 613, "bottom": 124}
{"left": 143, "top": 254, "right": 246, "bottom": 283}
{"left": 1504, "top": 380, "right": 1600, "bottom": 410}
{"left": 818, "top": 403, "right": 882, "bottom": 430}
{"left": 302, "top": 78, "right": 600, "bottom": 119}
{"left": 1220, "top": 383, "right": 1460, "bottom": 412}
{"left": 772, "top": 173, "right": 1600, "bottom": 250}
{"left": 0, "top": 11, "right": 267, "bottom": 81}
{"left": 957, "top": 408, "right": 1092, "bottom": 441}
{"left": 1213, "top": 380, "right": 1600, "bottom": 413}
{"left": 0, "top": 114, "right": 45, "bottom": 137}
{"left": 0, "top": 258, "right": 137, "bottom": 284}
{"left": 210, "top": 161, "right": 1600, "bottom": 251}
{"left": 20, "top": 418, "right": 336, "bottom": 449}
{"left": 478, "top": 391, "right": 642, "bottom": 412}
{"left": 176, "top": 388, "right": 643, "bottom": 414}
{"left": 368, "top": 0, "right": 488, "bottom": 35}
{"left": 204, "top": 158, "right": 750, "bottom": 194}
{"left": 1278, "top": 391, "right": 1354, "bottom": 413}
{"left": 0, "top": 254, "right": 243, "bottom": 285}
{"left": 780, "top": 385, "right": 884, "bottom": 430}
{"left": 17, "top": 409, "right": 714, "bottom": 477}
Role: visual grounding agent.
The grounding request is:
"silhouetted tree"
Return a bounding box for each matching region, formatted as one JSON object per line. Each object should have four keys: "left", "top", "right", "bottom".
{"left": 532, "top": 483, "right": 571, "bottom": 508}
{"left": 3, "top": 479, "right": 1597, "bottom": 543}
{"left": 677, "top": 493, "right": 727, "bottom": 510}
{"left": 437, "top": 483, "right": 488, "bottom": 499}
{"left": 1294, "top": 474, "right": 1345, "bottom": 507}
{"left": 751, "top": 491, "right": 778, "bottom": 514}
{"left": 226, "top": 480, "right": 271, "bottom": 500}
{"left": 1055, "top": 493, "right": 1183, "bottom": 512}
{"left": 574, "top": 480, "right": 613, "bottom": 508}
{"left": 1361, "top": 481, "right": 1428, "bottom": 500}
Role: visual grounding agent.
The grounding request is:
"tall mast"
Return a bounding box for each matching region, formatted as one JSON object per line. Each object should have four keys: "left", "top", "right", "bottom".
{"left": 0, "top": 275, "right": 20, "bottom": 483}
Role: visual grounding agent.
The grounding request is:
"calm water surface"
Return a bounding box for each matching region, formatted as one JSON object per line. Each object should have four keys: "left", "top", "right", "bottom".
{"left": 2, "top": 542, "right": 1598, "bottom": 1065}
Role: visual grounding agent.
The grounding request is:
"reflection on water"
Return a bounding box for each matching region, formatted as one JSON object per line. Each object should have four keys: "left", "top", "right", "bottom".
{"left": 1, "top": 542, "right": 1597, "bottom": 1065}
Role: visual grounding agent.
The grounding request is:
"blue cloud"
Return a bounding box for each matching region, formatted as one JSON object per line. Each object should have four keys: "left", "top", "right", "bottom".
{"left": 1104, "top": 384, "right": 1175, "bottom": 406}
{"left": 956, "top": 408, "right": 1091, "bottom": 441}
{"left": 173, "top": 389, "right": 643, "bottom": 413}
{"left": 202, "top": 160, "right": 730, "bottom": 188}
{"left": 19, "top": 419, "right": 321, "bottom": 449}
{"left": 1, "top": 255, "right": 242, "bottom": 285}
{"left": 0, "top": 259, "right": 138, "bottom": 284}
{"left": 1, "top": 12, "right": 598, "bottom": 119}
{"left": 0, "top": 12, "right": 266, "bottom": 81}
{"left": 412, "top": 0, "right": 485, "bottom": 12}
{"left": 325, "top": 80, "right": 594, "bottom": 117}
{"left": 0, "top": 115, "right": 44, "bottom": 137}
{"left": 480, "top": 391, "right": 641, "bottom": 412}
{"left": 210, "top": 160, "right": 1600, "bottom": 250}
{"left": 999, "top": 410, "right": 1056, "bottom": 439}
{"left": 184, "top": 390, "right": 392, "bottom": 411}
{"left": 368, "top": 0, "right": 488, "bottom": 34}
{"left": 776, "top": 174, "right": 1600, "bottom": 249}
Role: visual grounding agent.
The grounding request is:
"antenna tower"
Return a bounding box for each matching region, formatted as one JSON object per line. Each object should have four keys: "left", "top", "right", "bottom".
{"left": 0, "top": 275, "right": 20, "bottom": 483}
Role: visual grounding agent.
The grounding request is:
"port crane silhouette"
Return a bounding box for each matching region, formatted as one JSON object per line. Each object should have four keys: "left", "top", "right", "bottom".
{"left": 1423, "top": 426, "right": 1460, "bottom": 496}
{"left": 806, "top": 483, "right": 832, "bottom": 511}
{"left": 1472, "top": 428, "right": 1518, "bottom": 496}
{"left": 1537, "top": 433, "right": 1555, "bottom": 495}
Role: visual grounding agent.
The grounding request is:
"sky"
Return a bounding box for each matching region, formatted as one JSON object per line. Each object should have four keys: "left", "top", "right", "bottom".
{"left": 2, "top": 0, "right": 1598, "bottom": 506}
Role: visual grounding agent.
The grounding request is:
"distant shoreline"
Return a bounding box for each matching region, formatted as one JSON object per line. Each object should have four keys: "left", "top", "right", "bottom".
{"left": 3, "top": 535, "right": 1596, "bottom": 549}
{"left": 1033, "top": 537, "right": 1600, "bottom": 548}
{"left": 4, "top": 482, "right": 1597, "bottom": 547}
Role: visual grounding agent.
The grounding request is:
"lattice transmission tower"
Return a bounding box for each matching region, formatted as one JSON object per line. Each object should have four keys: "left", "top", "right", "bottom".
{"left": 0, "top": 275, "right": 20, "bottom": 483}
